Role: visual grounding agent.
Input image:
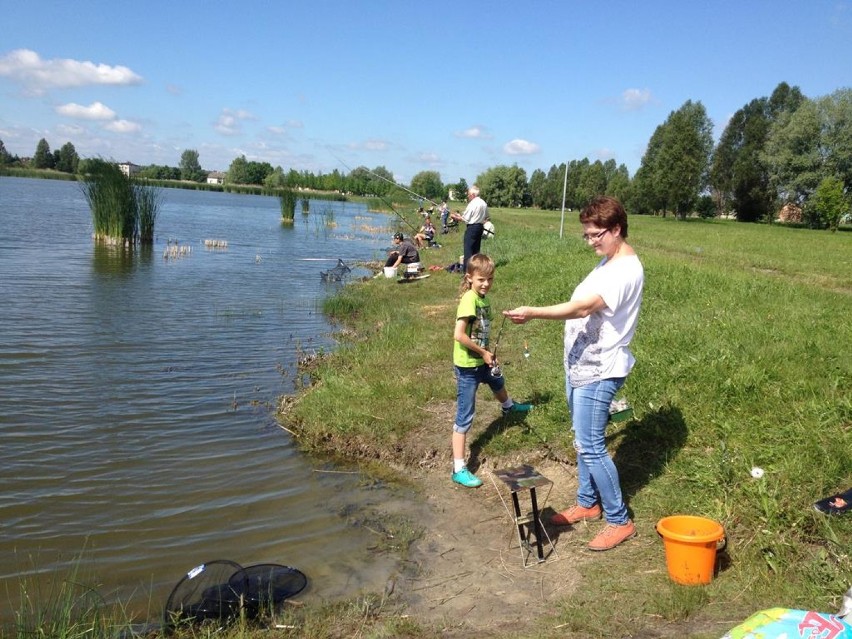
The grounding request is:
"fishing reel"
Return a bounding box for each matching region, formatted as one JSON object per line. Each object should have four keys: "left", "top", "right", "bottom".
{"left": 489, "top": 362, "right": 502, "bottom": 379}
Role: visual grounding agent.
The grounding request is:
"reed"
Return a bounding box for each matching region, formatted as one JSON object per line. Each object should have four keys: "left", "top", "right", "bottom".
{"left": 279, "top": 188, "right": 297, "bottom": 223}
{"left": 301, "top": 198, "right": 310, "bottom": 214}
{"left": 80, "top": 160, "right": 161, "bottom": 244}
{"left": 134, "top": 180, "right": 161, "bottom": 244}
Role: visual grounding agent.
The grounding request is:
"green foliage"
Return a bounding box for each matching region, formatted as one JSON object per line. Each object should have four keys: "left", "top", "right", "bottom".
{"left": 226, "top": 155, "right": 273, "bottom": 185}
{"left": 409, "top": 170, "right": 444, "bottom": 201}
{"left": 179, "top": 148, "right": 205, "bottom": 182}
{"left": 476, "top": 164, "right": 529, "bottom": 207}
{"left": 56, "top": 142, "right": 79, "bottom": 173}
{"left": 33, "top": 138, "right": 53, "bottom": 169}
{"left": 634, "top": 100, "right": 714, "bottom": 218}
{"left": 810, "top": 175, "right": 849, "bottom": 231}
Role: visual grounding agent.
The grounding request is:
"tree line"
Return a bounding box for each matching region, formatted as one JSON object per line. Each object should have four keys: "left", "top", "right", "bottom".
{"left": 2, "top": 81, "right": 848, "bottom": 229}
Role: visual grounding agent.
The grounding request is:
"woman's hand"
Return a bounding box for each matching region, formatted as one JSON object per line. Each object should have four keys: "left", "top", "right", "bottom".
{"left": 503, "top": 307, "right": 533, "bottom": 324}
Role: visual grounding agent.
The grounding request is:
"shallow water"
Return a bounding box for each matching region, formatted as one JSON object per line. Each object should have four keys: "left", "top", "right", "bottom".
{"left": 0, "top": 177, "right": 404, "bottom": 622}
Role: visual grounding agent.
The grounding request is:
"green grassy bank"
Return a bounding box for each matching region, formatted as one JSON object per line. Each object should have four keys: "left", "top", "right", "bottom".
{"left": 7, "top": 211, "right": 849, "bottom": 639}
{"left": 284, "top": 209, "right": 851, "bottom": 636}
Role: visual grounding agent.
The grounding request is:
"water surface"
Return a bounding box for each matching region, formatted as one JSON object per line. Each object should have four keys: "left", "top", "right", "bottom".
{"left": 0, "top": 177, "right": 402, "bottom": 621}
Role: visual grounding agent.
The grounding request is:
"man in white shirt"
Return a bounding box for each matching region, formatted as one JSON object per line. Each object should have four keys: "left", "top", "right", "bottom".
{"left": 451, "top": 185, "right": 488, "bottom": 271}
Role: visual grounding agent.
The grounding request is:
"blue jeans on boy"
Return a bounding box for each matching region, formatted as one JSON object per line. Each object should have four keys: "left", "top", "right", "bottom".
{"left": 567, "top": 377, "right": 628, "bottom": 525}
{"left": 454, "top": 364, "right": 505, "bottom": 433}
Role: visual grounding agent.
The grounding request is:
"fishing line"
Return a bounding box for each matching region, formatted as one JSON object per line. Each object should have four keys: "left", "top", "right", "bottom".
{"left": 331, "top": 152, "right": 420, "bottom": 234}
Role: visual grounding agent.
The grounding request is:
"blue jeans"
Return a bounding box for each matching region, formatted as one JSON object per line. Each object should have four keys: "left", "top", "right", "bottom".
{"left": 567, "top": 377, "right": 628, "bottom": 524}
{"left": 454, "top": 364, "right": 505, "bottom": 433}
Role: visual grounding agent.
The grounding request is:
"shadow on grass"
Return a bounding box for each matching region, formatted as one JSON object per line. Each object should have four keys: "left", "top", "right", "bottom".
{"left": 467, "top": 389, "right": 555, "bottom": 472}
{"left": 609, "top": 404, "right": 688, "bottom": 505}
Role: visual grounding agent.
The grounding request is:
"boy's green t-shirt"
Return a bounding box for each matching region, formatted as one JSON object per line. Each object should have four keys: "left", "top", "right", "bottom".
{"left": 453, "top": 289, "right": 492, "bottom": 368}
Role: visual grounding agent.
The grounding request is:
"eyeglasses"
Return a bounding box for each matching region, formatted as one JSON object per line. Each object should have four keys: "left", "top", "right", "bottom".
{"left": 582, "top": 228, "right": 609, "bottom": 242}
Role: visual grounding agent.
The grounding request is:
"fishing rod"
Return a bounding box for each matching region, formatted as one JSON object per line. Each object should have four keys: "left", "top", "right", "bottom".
{"left": 331, "top": 153, "right": 420, "bottom": 234}
{"left": 489, "top": 315, "right": 508, "bottom": 378}
{"left": 358, "top": 165, "right": 442, "bottom": 209}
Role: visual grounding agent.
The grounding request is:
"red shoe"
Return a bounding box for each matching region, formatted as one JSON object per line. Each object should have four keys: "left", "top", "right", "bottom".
{"left": 550, "top": 503, "right": 602, "bottom": 526}
{"left": 588, "top": 521, "right": 636, "bottom": 551}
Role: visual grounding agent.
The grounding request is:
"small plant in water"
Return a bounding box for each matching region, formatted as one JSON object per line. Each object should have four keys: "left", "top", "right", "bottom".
{"left": 279, "top": 188, "right": 297, "bottom": 223}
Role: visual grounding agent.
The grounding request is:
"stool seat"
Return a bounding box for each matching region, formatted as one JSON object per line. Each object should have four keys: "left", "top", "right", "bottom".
{"left": 492, "top": 465, "right": 557, "bottom": 566}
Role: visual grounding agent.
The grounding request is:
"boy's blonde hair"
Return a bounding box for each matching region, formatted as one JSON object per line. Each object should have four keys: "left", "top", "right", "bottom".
{"left": 460, "top": 253, "right": 495, "bottom": 294}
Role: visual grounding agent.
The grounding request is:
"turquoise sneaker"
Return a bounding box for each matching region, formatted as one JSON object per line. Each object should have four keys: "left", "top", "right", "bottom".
{"left": 451, "top": 467, "right": 483, "bottom": 488}
{"left": 502, "top": 401, "right": 533, "bottom": 415}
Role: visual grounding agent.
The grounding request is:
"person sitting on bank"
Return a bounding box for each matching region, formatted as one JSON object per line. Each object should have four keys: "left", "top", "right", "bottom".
{"left": 414, "top": 217, "right": 436, "bottom": 249}
{"left": 385, "top": 232, "right": 420, "bottom": 269}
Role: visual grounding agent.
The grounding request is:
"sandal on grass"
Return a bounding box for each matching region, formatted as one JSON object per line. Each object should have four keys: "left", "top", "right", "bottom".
{"left": 813, "top": 487, "right": 852, "bottom": 515}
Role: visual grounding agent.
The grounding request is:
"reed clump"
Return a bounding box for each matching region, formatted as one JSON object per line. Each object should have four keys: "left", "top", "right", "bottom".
{"left": 279, "top": 188, "right": 297, "bottom": 223}
{"left": 80, "top": 159, "right": 161, "bottom": 244}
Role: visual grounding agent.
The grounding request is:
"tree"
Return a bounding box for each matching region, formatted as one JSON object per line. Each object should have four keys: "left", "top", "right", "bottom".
{"left": 762, "top": 99, "right": 822, "bottom": 214}
{"left": 476, "top": 165, "right": 528, "bottom": 207}
{"left": 226, "top": 155, "right": 250, "bottom": 184}
{"left": 0, "top": 139, "right": 11, "bottom": 165}
{"left": 633, "top": 100, "right": 713, "bottom": 218}
{"left": 809, "top": 176, "right": 849, "bottom": 231}
{"left": 180, "top": 149, "right": 204, "bottom": 182}
{"left": 56, "top": 142, "right": 79, "bottom": 173}
{"left": 33, "top": 138, "right": 54, "bottom": 169}
{"left": 710, "top": 83, "right": 805, "bottom": 222}
{"left": 409, "top": 170, "right": 444, "bottom": 202}
{"left": 447, "top": 178, "right": 468, "bottom": 201}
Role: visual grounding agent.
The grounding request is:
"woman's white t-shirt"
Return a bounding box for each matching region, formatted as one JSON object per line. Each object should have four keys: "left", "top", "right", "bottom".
{"left": 563, "top": 254, "right": 644, "bottom": 387}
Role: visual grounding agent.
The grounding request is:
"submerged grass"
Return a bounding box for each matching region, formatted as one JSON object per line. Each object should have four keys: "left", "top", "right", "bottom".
{"left": 288, "top": 211, "right": 851, "bottom": 636}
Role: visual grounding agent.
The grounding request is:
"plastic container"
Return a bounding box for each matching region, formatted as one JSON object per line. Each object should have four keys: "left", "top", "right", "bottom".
{"left": 656, "top": 515, "right": 725, "bottom": 585}
{"left": 383, "top": 267, "right": 396, "bottom": 278}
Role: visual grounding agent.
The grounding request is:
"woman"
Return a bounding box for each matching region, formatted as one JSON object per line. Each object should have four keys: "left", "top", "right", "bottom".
{"left": 504, "top": 196, "right": 644, "bottom": 551}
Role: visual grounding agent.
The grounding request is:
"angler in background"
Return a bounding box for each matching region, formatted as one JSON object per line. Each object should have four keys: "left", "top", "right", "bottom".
{"left": 451, "top": 185, "right": 489, "bottom": 271}
{"left": 439, "top": 200, "right": 450, "bottom": 233}
{"left": 414, "top": 216, "right": 437, "bottom": 249}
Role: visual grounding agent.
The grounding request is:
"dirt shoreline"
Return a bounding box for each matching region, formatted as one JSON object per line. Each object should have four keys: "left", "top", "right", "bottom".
{"left": 287, "top": 390, "right": 740, "bottom": 638}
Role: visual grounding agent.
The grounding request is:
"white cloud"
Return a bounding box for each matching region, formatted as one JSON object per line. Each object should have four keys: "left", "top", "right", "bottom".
{"left": 503, "top": 139, "right": 541, "bottom": 155}
{"left": 214, "top": 108, "right": 257, "bottom": 135}
{"left": 620, "top": 88, "right": 653, "bottom": 111}
{"left": 455, "top": 125, "right": 492, "bottom": 139}
{"left": 0, "top": 49, "right": 142, "bottom": 94}
{"left": 363, "top": 139, "right": 389, "bottom": 151}
{"left": 55, "top": 101, "right": 116, "bottom": 120}
{"left": 104, "top": 119, "right": 141, "bottom": 133}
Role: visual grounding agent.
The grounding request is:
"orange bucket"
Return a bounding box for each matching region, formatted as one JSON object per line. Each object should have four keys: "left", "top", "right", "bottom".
{"left": 656, "top": 515, "right": 725, "bottom": 585}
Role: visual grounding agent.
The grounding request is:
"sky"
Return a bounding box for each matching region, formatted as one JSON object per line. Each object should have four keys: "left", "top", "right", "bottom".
{"left": 2, "top": 1, "right": 851, "bottom": 185}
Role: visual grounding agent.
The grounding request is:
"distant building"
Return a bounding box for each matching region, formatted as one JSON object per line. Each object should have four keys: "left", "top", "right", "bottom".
{"left": 118, "top": 161, "right": 141, "bottom": 177}
{"left": 206, "top": 171, "right": 225, "bottom": 185}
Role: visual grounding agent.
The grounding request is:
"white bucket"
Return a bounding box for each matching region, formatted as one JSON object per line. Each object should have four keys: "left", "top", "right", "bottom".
{"left": 383, "top": 267, "right": 396, "bottom": 278}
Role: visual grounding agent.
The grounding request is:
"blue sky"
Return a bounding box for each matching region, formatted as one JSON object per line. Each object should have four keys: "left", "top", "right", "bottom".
{"left": 2, "top": 1, "right": 850, "bottom": 185}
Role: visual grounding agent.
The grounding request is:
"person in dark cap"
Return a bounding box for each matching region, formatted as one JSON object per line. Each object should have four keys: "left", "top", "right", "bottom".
{"left": 385, "top": 232, "right": 420, "bottom": 270}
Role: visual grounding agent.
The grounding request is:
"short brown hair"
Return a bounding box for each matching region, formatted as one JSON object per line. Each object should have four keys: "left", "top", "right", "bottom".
{"left": 580, "top": 196, "right": 628, "bottom": 239}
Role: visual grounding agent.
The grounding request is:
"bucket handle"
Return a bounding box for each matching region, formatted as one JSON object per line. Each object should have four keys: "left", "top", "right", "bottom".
{"left": 655, "top": 529, "right": 727, "bottom": 552}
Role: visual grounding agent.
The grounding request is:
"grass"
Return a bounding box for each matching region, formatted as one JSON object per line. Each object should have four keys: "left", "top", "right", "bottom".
{"left": 285, "top": 210, "right": 851, "bottom": 636}
{"left": 8, "top": 210, "right": 850, "bottom": 638}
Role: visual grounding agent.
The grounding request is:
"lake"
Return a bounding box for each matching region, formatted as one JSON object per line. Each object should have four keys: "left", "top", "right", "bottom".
{"left": 0, "top": 176, "right": 406, "bottom": 623}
